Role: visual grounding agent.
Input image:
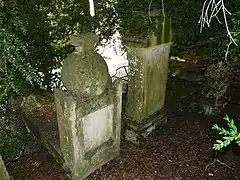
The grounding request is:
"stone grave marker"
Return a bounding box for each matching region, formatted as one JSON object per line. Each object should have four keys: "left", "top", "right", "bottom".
{"left": 54, "top": 33, "right": 123, "bottom": 180}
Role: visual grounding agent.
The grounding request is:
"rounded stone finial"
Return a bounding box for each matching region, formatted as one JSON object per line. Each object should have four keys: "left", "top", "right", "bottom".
{"left": 61, "top": 33, "right": 109, "bottom": 98}
{"left": 69, "top": 33, "right": 99, "bottom": 50}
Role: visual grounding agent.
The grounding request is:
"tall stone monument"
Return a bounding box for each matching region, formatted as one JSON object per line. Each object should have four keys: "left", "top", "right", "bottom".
{"left": 119, "top": 10, "right": 172, "bottom": 144}
{"left": 124, "top": 42, "right": 171, "bottom": 144}
{"left": 54, "top": 33, "right": 123, "bottom": 180}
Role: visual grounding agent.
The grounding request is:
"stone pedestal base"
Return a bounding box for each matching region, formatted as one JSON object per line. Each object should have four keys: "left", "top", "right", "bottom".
{"left": 124, "top": 108, "right": 167, "bottom": 144}
{"left": 54, "top": 81, "right": 123, "bottom": 180}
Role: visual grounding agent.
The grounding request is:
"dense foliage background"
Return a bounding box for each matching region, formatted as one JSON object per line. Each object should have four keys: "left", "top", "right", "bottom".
{"left": 0, "top": 0, "right": 117, "bottom": 99}
{"left": 1, "top": 0, "right": 239, "bottom": 99}
{"left": 116, "top": 0, "right": 229, "bottom": 56}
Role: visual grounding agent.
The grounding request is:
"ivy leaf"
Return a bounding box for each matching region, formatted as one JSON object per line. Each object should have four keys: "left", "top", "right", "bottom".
{"left": 236, "top": 140, "right": 240, "bottom": 146}
{"left": 223, "top": 114, "right": 230, "bottom": 123}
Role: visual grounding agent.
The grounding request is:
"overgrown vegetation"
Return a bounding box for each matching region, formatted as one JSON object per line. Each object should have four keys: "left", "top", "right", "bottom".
{"left": 0, "top": 122, "right": 28, "bottom": 164}
{"left": 0, "top": 0, "right": 117, "bottom": 99}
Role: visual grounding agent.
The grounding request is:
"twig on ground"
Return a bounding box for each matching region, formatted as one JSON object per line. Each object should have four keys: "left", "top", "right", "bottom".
{"left": 121, "top": 148, "right": 145, "bottom": 152}
{"left": 205, "top": 152, "right": 235, "bottom": 171}
{"left": 205, "top": 158, "right": 217, "bottom": 171}
{"left": 163, "top": 156, "right": 198, "bottom": 168}
{"left": 216, "top": 159, "right": 235, "bottom": 171}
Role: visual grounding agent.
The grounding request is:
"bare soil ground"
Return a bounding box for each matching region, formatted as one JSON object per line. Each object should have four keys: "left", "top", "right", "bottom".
{"left": 7, "top": 106, "right": 240, "bottom": 180}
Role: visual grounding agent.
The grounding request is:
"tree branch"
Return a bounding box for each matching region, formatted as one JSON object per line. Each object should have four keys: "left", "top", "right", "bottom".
{"left": 198, "top": 0, "right": 238, "bottom": 60}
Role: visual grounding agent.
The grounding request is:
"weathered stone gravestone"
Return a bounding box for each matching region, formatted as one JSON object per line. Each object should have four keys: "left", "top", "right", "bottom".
{"left": 119, "top": 10, "right": 172, "bottom": 144}
{"left": 54, "top": 33, "right": 123, "bottom": 180}
{"left": 124, "top": 42, "right": 171, "bottom": 143}
{"left": 0, "top": 155, "right": 10, "bottom": 180}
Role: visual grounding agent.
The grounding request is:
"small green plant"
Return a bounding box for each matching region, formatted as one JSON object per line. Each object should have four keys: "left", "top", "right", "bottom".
{"left": 212, "top": 114, "right": 240, "bottom": 151}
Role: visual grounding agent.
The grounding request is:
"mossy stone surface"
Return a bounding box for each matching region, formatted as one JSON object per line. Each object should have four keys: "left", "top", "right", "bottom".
{"left": 124, "top": 42, "right": 171, "bottom": 144}
{"left": 0, "top": 155, "right": 10, "bottom": 180}
{"left": 61, "top": 33, "right": 109, "bottom": 98}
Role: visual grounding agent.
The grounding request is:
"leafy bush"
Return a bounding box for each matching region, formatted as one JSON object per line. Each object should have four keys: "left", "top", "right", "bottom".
{"left": 0, "top": 128, "right": 27, "bottom": 163}
{"left": 0, "top": 111, "right": 29, "bottom": 163}
{"left": 212, "top": 114, "right": 240, "bottom": 151}
{"left": 116, "top": 0, "right": 227, "bottom": 57}
{"left": 0, "top": 0, "right": 117, "bottom": 98}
